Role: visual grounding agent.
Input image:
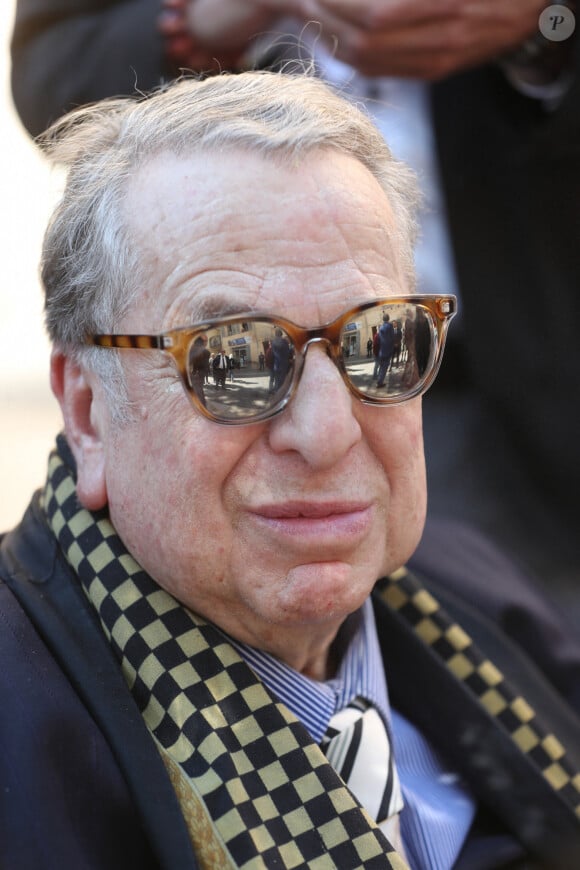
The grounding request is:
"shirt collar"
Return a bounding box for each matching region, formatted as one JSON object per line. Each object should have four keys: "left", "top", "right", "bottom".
{"left": 220, "top": 596, "right": 390, "bottom": 744}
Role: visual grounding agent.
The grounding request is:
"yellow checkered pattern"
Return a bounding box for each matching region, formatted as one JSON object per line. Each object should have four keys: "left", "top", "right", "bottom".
{"left": 379, "top": 567, "right": 580, "bottom": 821}
{"left": 43, "top": 445, "right": 404, "bottom": 869}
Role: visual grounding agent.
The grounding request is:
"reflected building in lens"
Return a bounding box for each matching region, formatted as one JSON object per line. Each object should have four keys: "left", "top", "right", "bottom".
{"left": 202, "top": 303, "right": 435, "bottom": 382}
{"left": 206, "top": 315, "right": 374, "bottom": 368}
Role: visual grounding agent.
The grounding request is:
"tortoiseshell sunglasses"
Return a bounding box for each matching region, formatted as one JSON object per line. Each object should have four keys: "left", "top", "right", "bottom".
{"left": 86, "top": 295, "right": 457, "bottom": 425}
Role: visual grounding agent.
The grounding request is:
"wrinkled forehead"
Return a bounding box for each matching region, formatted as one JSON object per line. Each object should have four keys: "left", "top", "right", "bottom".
{"left": 121, "top": 148, "right": 407, "bottom": 331}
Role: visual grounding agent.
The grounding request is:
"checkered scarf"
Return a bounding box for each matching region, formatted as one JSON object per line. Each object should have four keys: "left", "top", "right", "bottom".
{"left": 377, "top": 567, "right": 580, "bottom": 807}
{"left": 42, "top": 438, "right": 407, "bottom": 870}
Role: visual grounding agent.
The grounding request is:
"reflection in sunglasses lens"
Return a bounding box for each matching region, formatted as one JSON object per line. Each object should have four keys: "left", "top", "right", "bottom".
{"left": 342, "top": 303, "right": 433, "bottom": 400}
{"left": 187, "top": 302, "right": 434, "bottom": 422}
{"left": 189, "top": 321, "right": 295, "bottom": 423}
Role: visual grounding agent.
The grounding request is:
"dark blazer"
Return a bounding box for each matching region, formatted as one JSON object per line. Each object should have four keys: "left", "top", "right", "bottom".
{"left": 11, "top": 0, "right": 167, "bottom": 138}
{"left": 1, "top": 495, "right": 579, "bottom": 869}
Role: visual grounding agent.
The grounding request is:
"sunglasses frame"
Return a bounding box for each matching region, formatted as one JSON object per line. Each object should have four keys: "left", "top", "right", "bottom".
{"left": 86, "top": 295, "right": 457, "bottom": 425}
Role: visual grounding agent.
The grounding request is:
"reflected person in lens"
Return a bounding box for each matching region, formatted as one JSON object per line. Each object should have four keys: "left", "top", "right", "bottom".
{"left": 1, "top": 72, "right": 579, "bottom": 869}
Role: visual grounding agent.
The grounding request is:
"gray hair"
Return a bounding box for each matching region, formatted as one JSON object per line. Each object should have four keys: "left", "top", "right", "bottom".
{"left": 40, "top": 70, "right": 420, "bottom": 405}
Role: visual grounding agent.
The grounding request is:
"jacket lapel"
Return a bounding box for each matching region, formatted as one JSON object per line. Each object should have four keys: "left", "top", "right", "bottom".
{"left": 372, "top": 571, "right": 580, "bottom": 866}
{"left": 2, "top": 498, "right": 199, "bottom": 869}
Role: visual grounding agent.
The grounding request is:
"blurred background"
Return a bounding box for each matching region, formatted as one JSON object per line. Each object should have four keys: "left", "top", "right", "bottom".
{"left": 0, "top": 0, "right": 62, "bottom": 530}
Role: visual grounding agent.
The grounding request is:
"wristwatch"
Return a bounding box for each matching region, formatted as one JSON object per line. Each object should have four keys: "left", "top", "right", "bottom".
{"left": 501, "top": 0, "right": 577, "bottom": 88}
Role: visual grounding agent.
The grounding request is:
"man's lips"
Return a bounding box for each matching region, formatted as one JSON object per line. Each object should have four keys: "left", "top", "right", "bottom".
{"left": 246, "top": 501, "right": 374, "bottom": 541}
{"left": 253, "top": 501, "right": 370, "bottom": 519}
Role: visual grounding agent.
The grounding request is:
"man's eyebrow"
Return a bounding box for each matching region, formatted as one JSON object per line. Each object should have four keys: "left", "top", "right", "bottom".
{"left": 186, "top": 297, "right": 261, "bottom": 324}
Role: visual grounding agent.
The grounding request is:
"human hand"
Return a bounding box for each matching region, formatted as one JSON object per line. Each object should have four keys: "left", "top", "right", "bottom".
{"left": 159, "top": 0, "right": 301, "bottom": 71}
{"left": 296, "top": 0, "right": 546, "bottom": 79}
{"left": 184, "top": 0, "right": 298, "bottom": 51}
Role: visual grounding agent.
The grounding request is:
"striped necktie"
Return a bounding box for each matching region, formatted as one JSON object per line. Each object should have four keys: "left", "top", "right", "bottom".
{"left": 322, "top": 697, "right": 407, "bottom": 858}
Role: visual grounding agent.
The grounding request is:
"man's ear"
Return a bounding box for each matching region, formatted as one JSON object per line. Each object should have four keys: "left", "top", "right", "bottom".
{"left": 50, "top": 350, "right": 108, "bottom": 510}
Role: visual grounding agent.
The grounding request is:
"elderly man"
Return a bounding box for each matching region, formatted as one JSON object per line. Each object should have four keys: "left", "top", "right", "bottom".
{"left": 1, "top": 73, "right": 579, "bottom": 870}
{"left": 11, "top": 0, "right": 580, "bottom": 624}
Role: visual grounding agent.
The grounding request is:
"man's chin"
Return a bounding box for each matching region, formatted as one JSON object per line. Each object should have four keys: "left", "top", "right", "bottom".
{"left": 273, "top": 560, "right": 376, "bottom": 624}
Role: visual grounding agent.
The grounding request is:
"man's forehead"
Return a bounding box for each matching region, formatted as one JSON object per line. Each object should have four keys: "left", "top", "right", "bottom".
{"left": 126, "top": 146, "right": 391, "bottom": 222}
{"left": 125, "top": 151, "right": 400, "bottom": 278}
{"left": 123, "top": 149, "right": 406, "bottom": 331}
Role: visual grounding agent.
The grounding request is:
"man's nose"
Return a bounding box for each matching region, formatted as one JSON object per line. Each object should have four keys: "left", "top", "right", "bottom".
{"left": 268, "top": 345, "right": 362, "bottom": 468}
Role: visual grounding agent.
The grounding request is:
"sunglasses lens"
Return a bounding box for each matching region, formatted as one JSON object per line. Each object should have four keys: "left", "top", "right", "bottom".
{"left": 185, "top": 301, "right": 441, "bottom": 423}
{"left": 187, "top": 320, "right": 295, "bottom": 423}
{"left": 340, "top": 302, "right": 435, "bottom": 400}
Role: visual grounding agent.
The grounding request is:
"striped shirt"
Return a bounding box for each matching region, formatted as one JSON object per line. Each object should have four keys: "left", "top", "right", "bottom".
{"left": 222, "top": 597, "right": 476, "bottom": 869}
